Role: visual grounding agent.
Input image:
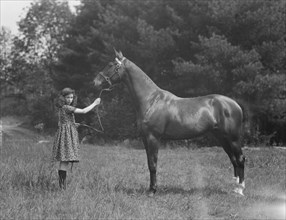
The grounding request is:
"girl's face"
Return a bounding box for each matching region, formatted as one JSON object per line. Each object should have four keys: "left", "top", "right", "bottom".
{"left": 65, "top": 94, "right": 74, "bottom": 105}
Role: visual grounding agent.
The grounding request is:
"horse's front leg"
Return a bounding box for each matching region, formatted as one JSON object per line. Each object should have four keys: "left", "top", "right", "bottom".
{"left": 142, "top": 133, "right": 159, "bottom": 197}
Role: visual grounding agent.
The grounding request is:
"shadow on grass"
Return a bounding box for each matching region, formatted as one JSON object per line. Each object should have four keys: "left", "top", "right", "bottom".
{"left": 115, "top": 185, "right": 228, "bottom": 197}
{"left": 157, "top": 186, "right": 228, "bottom": 196}
{"left": 114, "top": 185, "right": 147, "bottom": 195}
{"left": 250, "top": 194, "right": 286, "bottom": 203}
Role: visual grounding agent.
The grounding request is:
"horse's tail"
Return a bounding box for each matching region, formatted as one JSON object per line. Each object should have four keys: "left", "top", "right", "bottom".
{"left": 237, "top": 101, "right": 247, "bottom": 123}
{"left": 236, "top": 99, "right": 251, "bottom": 145}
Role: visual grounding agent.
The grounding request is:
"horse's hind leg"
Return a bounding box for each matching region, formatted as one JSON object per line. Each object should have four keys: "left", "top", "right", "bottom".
{"left": 142, "top": 133, "right": 159, "bottom": 196}
{"left": 218, "top": 137, "right": 238, "bottom": 178}
{"left": 217, "top": 136, "right": 245, "bottom": 195}
{"left": 231, "top": 140, "right": 246, "bottom": 190}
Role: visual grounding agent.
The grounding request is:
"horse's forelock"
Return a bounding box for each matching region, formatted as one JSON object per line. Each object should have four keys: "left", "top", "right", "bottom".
{"left": 115, "top": 50, "right": 123, "bottom": 59}
{"left": 119, "top": 51, "right": 123, "bottom": 58}
{"left": 115, "top": 57, "right": 122, "bottom": 65}
{"left": 115, "top": 56, "right": 126, "bottom": 65}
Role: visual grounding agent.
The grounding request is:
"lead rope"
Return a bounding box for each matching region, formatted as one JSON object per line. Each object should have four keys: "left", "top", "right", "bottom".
{"left": 96, "top": 87, "right": 114, "bottom": 132}
{"left": 78, "top": 87, "right": 115, "bottom": 134}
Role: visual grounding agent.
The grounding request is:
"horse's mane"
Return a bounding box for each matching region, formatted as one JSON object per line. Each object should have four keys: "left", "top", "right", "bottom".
{"left": 126, "top": 59, "right": 160, "bottom": 89}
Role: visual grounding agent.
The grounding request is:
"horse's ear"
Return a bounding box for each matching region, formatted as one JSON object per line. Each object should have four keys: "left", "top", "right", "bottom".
{"left": 114, "top": 48, "right": 120, "bottom": 58}
{"left": 118, "top": 51, "right": 123, "bottom": 59}
{"left": 114, "top": 48, "right": 124, "bottom": 60}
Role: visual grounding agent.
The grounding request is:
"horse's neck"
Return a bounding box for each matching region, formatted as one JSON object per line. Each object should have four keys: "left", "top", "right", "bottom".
{"left": 123, "top": 60, "right": 160, "bottom": 112}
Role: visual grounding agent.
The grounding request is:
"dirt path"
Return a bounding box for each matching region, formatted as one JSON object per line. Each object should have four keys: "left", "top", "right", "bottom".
{"left": 1, "top": 116, "right": 48, "bottom": 144}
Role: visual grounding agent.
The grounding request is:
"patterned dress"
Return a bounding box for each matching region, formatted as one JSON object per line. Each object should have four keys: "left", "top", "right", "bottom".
{"left": 52, "top": 105, "right": 80, "bottom": 162}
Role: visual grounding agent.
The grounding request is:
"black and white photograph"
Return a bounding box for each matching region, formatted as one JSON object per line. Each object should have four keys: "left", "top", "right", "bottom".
{"left": 0, "top": 0, "right": 285, "bottom": 219}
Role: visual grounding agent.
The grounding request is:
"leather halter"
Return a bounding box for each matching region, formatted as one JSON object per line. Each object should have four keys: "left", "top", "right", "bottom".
{"left": 98, "top": 57, "right": 125, "bottom": 86}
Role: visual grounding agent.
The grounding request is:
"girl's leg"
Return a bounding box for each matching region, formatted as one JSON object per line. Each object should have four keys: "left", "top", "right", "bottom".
{"left": 59, "top": 161, "right": 69, "bottom": 171}
{"left": 58, "top": 161, "right": 69, "bottom": 189}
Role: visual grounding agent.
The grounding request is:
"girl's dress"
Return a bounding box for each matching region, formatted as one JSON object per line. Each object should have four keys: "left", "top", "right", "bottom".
{"left": 52, "top": 105, "right": 80, "bottom": 162}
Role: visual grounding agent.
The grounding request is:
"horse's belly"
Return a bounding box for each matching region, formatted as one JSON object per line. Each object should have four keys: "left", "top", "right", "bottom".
{"left": 143, "top": 101, "right": 217, "bottom": 139}
{"left": 163, "top": 121, "right": 210, "bottom": 139}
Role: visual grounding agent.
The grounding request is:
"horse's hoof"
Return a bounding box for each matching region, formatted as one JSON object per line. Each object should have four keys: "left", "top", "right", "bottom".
{"left": 147, "top": 189, "right": 156, "bottom": 197}
{"left": 233, "top": 187, "right": 244, "bottom": 196}
{"left": 240, "top": 181, "right": 245, "bottom": 189}
{"left": 147, "top": 192, "right": 155, "bottom": 197}
{"left": 233, "top": 176, "right": 239, "bottom": 184}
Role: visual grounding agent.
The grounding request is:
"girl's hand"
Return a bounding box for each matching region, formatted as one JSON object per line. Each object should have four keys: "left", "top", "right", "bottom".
{"left": 94, "top": 98, "right": 101, "bottom": 105}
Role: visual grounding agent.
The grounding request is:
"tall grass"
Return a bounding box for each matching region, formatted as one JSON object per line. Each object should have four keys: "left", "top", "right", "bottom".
{"left": 1, "top": 137, "right": 285, "bottom": 219}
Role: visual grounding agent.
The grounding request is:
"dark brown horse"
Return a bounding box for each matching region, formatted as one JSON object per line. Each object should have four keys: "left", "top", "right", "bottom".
{"left": 94, "top": 50, "right": 246, "bottom": 196}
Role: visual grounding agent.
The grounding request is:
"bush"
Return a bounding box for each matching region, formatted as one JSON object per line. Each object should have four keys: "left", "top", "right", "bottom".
{"left": 0, "top": 94, "right": 29, "bottom": 116}
{"left": 89, "top": 95, "right": 138, "bottom": 141}
{"left": 29, "top": 95, "right": 58, "bottom": 133}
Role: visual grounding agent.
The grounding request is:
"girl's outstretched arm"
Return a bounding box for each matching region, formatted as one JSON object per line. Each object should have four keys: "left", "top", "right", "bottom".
{"left": 74, "top": 98, "right": 101, "bottom": 114}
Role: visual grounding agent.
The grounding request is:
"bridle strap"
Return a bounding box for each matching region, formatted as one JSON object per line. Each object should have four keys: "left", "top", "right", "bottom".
{"left": 93, "top": 57, "right": 126, "bottom": 134}
{"left": 98, "top": 57, "right": 125, "bottom": 86}
{"left": 98, "top": 72, "right": 112, "bottom": 86}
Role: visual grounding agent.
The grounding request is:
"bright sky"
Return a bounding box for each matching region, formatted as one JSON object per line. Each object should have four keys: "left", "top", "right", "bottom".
{"left": 0, "top": 0, "right": 81, "bottom": 35}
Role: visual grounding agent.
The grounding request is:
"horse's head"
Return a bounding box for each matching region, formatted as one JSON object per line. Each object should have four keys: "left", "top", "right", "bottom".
{"left": 94, "top": 49, "right": 126, "bottom": 90}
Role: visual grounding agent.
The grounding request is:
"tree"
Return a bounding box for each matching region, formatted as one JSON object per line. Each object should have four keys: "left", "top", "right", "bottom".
{"left": 173, "top": 34, "right": 262, "bottom": 97}
{"left": 208, "top": 0, "right": 286, "bottom": 72}
{"left": 1, "top": 0, "right": 75, "bottom": 128}
{"left": 0, "top": 27, "right": 13, "bottom": 87}
{"left": 44, "top": 0, "right": 286, "bottom": 141}
{"left": 14, "top": 0, "right": 74, "bottom": 96}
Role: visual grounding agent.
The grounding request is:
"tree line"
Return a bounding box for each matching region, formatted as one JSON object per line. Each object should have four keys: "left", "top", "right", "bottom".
{"left": 1, "top": 0, "right": 285, "bottom": 145}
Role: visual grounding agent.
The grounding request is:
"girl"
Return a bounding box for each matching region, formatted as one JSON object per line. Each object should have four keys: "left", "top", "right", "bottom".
{"left": 52, "top": 88, "right": 101, "bottom": 189}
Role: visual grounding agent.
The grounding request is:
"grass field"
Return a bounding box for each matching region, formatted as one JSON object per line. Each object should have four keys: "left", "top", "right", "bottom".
{"left": 1, "top": 130, "right": 285, "bottom": 219}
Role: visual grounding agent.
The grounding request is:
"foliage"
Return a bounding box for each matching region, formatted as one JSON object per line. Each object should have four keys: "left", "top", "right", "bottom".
{"left": 0, "top": 95, "right": 28, "bottom": 116}
{"left": 17, "top": 0, "right": 73, "bottom": 63}
{"left": 1, "top": 0, "right": 285, "bottom": 143}
{"left": 94, "top": 94, "right": 137, "bottom": 140}
{"left": 29, "top": 95, "right": 58, "bottom": 130}
{"left": 173, "top": 33, "right": 263, "bottom": 97}
{"left": 0, "top": 27, "right": 13, "bottom": 86}
{"left": 1, "top": 0, "right": 74, "bottom": 129}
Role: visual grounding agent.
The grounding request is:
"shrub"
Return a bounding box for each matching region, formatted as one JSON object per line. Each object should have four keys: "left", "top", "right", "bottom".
{"left": 29, "top": 95, "right": 57, "bottom": 133}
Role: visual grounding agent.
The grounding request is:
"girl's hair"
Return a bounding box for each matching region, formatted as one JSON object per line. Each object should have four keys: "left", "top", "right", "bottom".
{"left": 55, "top": 88, "right": 78, "bottom": 108}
